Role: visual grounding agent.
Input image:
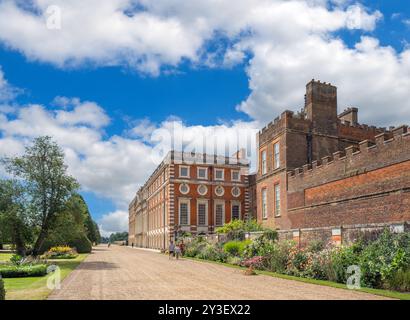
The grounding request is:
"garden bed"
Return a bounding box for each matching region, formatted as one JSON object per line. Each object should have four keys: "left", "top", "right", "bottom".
{"left": 182, "top": 221, "right": 410, "bottom": 297}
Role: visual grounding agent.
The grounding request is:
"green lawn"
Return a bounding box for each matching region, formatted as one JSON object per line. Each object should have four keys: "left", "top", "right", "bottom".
{"left": 2, "top": 253, "right": 88, "bottom": 300}
{"left": 184, "top": 256, "right": 410, "bottom": 300}
{"left": 0, "top": 253, "right": 13, "bottom": 262}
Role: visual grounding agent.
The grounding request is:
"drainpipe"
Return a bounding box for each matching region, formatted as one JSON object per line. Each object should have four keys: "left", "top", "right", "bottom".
{"left": 163, "top": 184, "right": 166, "bottom": 250}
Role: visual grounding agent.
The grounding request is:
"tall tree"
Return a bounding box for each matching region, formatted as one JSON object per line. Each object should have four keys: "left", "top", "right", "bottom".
{"left": 0, "top": 179, "right": 31, "bottom": 256}
{"left": 2, "top": 136, "right": 79, "bottom": 256}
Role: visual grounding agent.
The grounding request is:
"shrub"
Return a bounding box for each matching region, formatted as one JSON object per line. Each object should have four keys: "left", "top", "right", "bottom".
{"left": 226, "top": 256, "right": 242, "bottom": 266}
{"left": 10, "top": 254, "right": 23, "bottom": 266}
{"left": 216, "top": 219, "right": 264, "bottom": 240}
{"left": 304, "top": 247, "right": 335, "bottom": 280}
{"left": 385, "top": 269, "right": 410, "bottom": 292}
{"left": 287, "top": 247, "right": 309, "bottom": 276}
{"left": 223, "top": 240, "right": 250, "bottom": 257}
{"left": 241, "top": 256, "right": 264, "bottom": 269}
{"left": 0, "top": 277, "right": 5, "bottom": 300}
{"left": 184, "top": 236, "right": 208, "bottom": 257}
{"left": 330, "top": 244, "right": 361, "bottom": 283}
{"left": 265, "top": 240, "right": 294, "bottom": 273}
{"left": 0, "top": 264, "right": 47, "bottom": 278}
{"left": 196, "top": 244, "right": 227, "bottom": 262}
{"left": 359, "top": 230, "right": 410, "bottom": 288}
{"left": 69, "top": 235, "right": 92, "bottom": 253}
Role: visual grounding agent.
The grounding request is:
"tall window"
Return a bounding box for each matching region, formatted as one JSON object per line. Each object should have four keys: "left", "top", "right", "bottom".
{"left": 215, "top": 203, "right": 224, "bottom": 226}
{"left": 274, "top": 184, "right": 281, "bottom": 216}
{"left": 232, "top": 204, "right": 240, "bottom": 220}
{"left": 261, "top": 150, "right": 267, "bottom": 175}
{"left": 198, "top": 202, "right": 207, "bottom": 226}
{"left": 262, "top": 189, "right": 267, "bottom": 219}
{"left": 179, "top": 201, "right": 189, "bottom": 225}
{"left": 274, "top": 142, "right": 280, "bottom": 169}
{"left": 197, "top": 167, "right": 207, "bottom": 179}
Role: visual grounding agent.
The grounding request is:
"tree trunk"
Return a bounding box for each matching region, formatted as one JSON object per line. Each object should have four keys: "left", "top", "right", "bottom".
{"left": 13, "top": 224, "right": 26, "bottom": 257}
{"left": 32, "top": 228, "right": 48, "bottom": 256}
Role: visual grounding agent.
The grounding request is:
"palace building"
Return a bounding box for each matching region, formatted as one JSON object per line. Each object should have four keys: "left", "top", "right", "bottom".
{"left": 128, "top": 151, "right": 250, "bottom": 249}
{"left": 129, "top": 80, "right": 410, "bottom": 248}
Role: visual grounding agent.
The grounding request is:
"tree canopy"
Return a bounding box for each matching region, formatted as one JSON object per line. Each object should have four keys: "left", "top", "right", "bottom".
{"left": 1, "top": 136, "right": 100, "bottom": 255}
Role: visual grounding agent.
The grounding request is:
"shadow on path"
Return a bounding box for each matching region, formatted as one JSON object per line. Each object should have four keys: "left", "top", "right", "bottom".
{"left": 78, "top": 261, "right": 118, "bottom": 270}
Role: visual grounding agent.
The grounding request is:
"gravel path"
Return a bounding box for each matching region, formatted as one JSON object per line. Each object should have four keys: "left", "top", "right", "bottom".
{"left": 48, "top": 245, "right": 390, "bottom": 300}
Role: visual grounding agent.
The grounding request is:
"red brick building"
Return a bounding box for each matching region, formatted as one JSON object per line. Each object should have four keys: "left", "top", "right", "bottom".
{"left": 129, "top": 151, "right": 250, "bottom": 249}
{"left": 256, "top": 80, "right": 410, "bottom": 244}
{"left": 130, "top": 80, "right": 410, "bottom": 248}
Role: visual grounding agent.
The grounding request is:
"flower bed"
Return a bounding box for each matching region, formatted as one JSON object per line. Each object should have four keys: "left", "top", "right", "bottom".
{"left": 43, "top": 246, "right": 78, "bottom": 259}
{"left": 184, "top": 227, "right": 410, "bottom": 292}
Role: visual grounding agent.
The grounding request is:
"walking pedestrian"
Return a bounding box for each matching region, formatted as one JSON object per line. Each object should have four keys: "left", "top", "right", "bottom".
{"left": 168, "top": 240, "right": 175, "bottom": 259}
{"left": 175, "top": 244, "right": 181, "bottom": 260}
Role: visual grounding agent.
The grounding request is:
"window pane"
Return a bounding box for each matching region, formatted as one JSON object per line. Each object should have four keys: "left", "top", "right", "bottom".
{"left": 232, "top": 171, "right": 239, "bottom": 181}
{"left": 215, "top": 170, "right": 223, "bottom": 179}
{"left": 198, "top": 168, "right": 206, "bottom": 178}
{"left": 216, "top": 204, "right": 223, "bottom": 226}
{"left": 232, "top": 205, "right": 240, "bottom": 220}
{"left": 198, "top": 203, "right": 206, "bottom": 226}
{"left": 180, "top": 203, "right": 188, "bottom": 225}
{"left": 274, "top": 143, "right": 280, "bottom": 169}
{"left": 180, "top": 167, "right": 188, "bottom": 177}
{"left": 261, "top": 151, "right": 267, "bottom": 174}
{"left": 262, "top": 189, "right": 267, "bottom": 219}
{"left": 275, "top": 184, "right": 281, "bottom": 216}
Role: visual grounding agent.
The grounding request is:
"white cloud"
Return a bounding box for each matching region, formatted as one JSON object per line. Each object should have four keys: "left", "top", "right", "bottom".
{"left": 1, "top": 1, "right": 406, "bottom": 126}
{"left": 99, "top": 210, "right": 129, "bottom": 237}
{"left": 0, "top": 66, "right": 19, "bottom": 102}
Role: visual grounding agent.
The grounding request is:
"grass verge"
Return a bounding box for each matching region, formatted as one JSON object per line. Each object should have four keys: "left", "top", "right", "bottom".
{"left": 183, "top": 256, "right": 410, "bottom": 300}
{"left": 2, "top": 253, "right": 88, "bottom": 300}
{"left": 0, "top": 253, "right": 13, "bottom": 262}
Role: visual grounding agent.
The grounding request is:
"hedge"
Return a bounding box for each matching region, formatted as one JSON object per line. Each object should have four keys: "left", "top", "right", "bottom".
{"left": 69, "top": 234, "right": 92, "bottom": 254}
{"left": 0, "top": 277, "right": 5, "bottom": 300}
{"left": 0, "top": 264, "right": 48, "bottom": 278}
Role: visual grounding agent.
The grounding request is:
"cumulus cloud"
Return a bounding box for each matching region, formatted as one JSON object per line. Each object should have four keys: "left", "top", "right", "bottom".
{"left": 99, "top": 210, "right": 129, "bottom": 237}
{"left": 0, "top": 0, "right": 407, "bottom": 126}
{"left": 0, "top": 66, "right": 20, "bottom": 102}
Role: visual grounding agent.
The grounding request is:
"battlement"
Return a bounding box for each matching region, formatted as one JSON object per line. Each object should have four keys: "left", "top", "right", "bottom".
{"left": 338, "top": 120, "right": 388, "bottom": 132}
{"left": 258, "top": 110, "right": 309, "bottom": 145}
{"left": 287, "top": 125, "right": 409, "bottom": 181}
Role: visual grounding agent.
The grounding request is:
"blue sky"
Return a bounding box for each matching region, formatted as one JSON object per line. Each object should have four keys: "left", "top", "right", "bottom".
{"left": 0, "top": 0, "right": 409, "bottom": 235}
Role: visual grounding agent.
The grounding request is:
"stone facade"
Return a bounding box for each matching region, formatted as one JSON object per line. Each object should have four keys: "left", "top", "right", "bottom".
{"left": 129, "top": 151, "right": 250, "bottom": 249}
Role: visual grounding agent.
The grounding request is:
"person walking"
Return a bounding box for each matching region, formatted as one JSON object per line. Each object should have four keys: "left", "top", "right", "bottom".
{"left": 168, "top": 240, "right": 175, "bottom": 259}
{"left": 179, "top": 240, "right": 185, "bottom": 257}
{"left": 175, "top": 244, "right": 181, "bottom": 260}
